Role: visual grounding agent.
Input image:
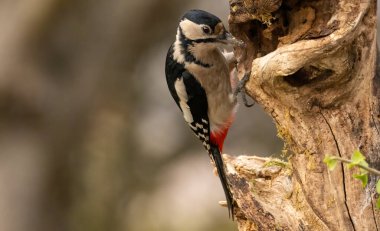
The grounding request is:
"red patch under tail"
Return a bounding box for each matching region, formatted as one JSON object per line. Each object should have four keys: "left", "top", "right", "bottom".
{"left": 210, "top": 116, "right": 235, "bottom": 152}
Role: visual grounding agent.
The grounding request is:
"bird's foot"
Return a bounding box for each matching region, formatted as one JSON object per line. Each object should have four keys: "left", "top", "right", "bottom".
{"left": 234, "top": 72, "right": 255, "bottom": 107}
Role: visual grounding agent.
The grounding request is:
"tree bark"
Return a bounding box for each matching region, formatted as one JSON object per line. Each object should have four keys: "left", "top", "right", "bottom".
{"left": 225, "top": 0, "right": 379, "bottom": 230}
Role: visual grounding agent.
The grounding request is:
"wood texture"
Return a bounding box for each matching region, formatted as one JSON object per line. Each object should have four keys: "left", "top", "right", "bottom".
{"left": 225, "top": 0, "right": 379, "bottom": 230}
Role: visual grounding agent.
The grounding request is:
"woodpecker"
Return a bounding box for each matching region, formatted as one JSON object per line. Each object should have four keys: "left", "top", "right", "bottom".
{"left": 165, "top": 9, "right": 243, "bottom": 218}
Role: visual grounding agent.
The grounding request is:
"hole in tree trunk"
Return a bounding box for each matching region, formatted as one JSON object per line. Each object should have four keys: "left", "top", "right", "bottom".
{"left": 283, "top": 66, "right": 334, "bottom": 87}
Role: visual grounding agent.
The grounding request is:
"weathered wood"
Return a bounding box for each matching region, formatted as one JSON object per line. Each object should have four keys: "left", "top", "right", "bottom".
{"left": 225, "top": 0, "right": 379, "bottom": 230}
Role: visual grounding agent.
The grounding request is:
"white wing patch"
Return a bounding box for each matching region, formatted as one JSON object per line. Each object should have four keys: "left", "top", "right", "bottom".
{"left": 173, "top": 28, "right": 185, "bottom": 63}
{"left": 189, "top": 120, "right": 211, "bottom": 152}
{"left": 174, "top": 78, "right": 193, "bottom": 123}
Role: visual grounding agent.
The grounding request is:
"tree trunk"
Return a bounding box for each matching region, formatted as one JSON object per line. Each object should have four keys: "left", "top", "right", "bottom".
{"left": 225, "top": 0, "right": 379, "bottom": 230}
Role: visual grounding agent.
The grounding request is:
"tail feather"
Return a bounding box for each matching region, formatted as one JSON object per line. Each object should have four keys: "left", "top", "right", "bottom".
{"left": 210, "top": 145, "right": 234, "bottom": 219}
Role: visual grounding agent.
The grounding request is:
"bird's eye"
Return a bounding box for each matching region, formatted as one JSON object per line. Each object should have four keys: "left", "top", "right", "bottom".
{"left": 202, "top": 26, "right": 211, "bottom": 34}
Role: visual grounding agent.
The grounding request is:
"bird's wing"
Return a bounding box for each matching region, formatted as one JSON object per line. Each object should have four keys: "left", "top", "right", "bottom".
{"left": 165, "top": 45, "right": 211, "bottom": 153}
{"left": 179, "top": 71, "right": 211, "bottom": 152}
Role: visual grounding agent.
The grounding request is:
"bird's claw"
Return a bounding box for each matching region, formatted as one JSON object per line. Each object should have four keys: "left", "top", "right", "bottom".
{"left": 234, "top": 72, "right": 255, "bottom": 107}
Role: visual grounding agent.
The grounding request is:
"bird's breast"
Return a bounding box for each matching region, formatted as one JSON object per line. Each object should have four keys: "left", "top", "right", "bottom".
{"left": 185, "top": 52, "right": 237, "bottom": 132}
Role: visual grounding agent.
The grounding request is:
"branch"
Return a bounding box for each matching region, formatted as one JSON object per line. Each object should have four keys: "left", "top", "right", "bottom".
{"left": 330, "top": 156, "right": 380, "bottom": 176}
{"left": 223, "top": 154, "right": 329, "bottom": 230}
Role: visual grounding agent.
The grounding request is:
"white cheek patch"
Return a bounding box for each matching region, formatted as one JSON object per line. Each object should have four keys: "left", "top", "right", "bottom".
{"left": 174, "top": 78, "right": 193, "bottom": 123}
{"left": 180, "top": 19, "right": 203, "bottom": 40}
{"left": 179, "top": 19, "right": 217, "bottom": 40}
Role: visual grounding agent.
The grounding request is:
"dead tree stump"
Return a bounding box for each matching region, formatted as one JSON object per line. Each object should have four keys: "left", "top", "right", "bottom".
{"left": 224, "top": 0, "right": 379, "bottom": 230}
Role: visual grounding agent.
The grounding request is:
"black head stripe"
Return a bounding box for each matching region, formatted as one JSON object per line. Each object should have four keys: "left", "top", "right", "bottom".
{"left": 192, "top": 38, "right": 216, "bottom": 44}
{"left": 178, "top": 27, "right": 216, "bottom": 45}
{"left": 182, "top": 9, "right": 221, "bottom": 29}
{"left": 178, "top": 27, "right": 212, "bottom": 68}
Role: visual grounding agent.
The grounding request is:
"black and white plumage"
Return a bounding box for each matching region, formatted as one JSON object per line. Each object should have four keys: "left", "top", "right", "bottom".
{"left": 165, "top": 9, "right": 242, "bottom": 218}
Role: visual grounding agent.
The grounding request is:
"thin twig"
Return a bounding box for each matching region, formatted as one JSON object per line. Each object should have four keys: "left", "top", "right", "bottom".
{"left": 331, "top": 156, "right": 380, "bottom": 176}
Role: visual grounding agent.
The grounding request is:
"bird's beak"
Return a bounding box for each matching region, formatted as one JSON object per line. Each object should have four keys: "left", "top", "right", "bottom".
{"left": 217, "top": 32, "right": 245, "bottom": 47}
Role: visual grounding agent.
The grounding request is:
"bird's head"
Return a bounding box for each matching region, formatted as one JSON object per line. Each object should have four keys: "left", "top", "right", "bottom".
{"left": 177, "top": 9, "right": 242, "bottom": 49}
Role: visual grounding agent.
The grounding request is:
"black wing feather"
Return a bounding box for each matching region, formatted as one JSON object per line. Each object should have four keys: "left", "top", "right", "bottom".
{"left": 165, "top": 44, "right": 210, "bottom": 151}
{"left": 165, "top": 45, "right": 182, "bottom": 108}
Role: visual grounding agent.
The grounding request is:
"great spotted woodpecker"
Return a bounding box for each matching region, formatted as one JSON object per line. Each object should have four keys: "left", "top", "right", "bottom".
{"left": 165, "top": 9, "right": 243, "bottom": 218}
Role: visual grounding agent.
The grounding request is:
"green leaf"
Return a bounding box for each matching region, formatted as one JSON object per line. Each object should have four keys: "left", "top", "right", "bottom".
{"left": 376, "top": 180, "right": 380, "bottom": 194}
{"left": 353, "top": 173, "right": 368, "bottom": 187}
{"left": 358, "top": 162, "right": 369, "bottom": 175}
{"left": 360, "top": 159, "right": 369, "bottom": 167}
{"left": 348, "top": 150, "right": 366, "bottom": 169}
{"left": 352, "top": 150, "right": 365, "bottom": 162}
{"left": 377, "top": 198, "right": 380, "bottom": 209}
{"left": 323, "top": 155, "right": 338, "bottom": 171}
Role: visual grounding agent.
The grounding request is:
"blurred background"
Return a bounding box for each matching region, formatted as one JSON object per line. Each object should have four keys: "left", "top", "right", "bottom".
{"left": 4, "top": 0, "right": 361, "bottom": 230}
